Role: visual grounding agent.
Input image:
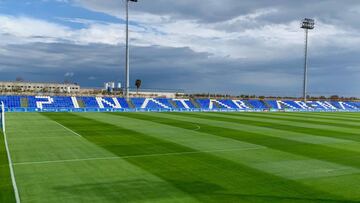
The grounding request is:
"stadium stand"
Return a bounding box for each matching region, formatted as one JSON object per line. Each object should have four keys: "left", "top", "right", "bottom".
{"left": 82, "top": 97, "right": 129, "bottom": 109}
{"left": 247, "top": 100, "right": 267, "bottom": 109}
{"left": 173, "top": 99, "right": 196, "bottom": 109}
{"left": 195, "top": 99, "right": 233, "bottom": 109}
{"left": 329, "top": 101, "right": 358, "bottom": 110}
{"left": 28, "top": 96, "right": 76, "bottom": 109}
{"left": 0, "top": 95, "right": 359, "bottom": 112}
{"left": 131, "top": 98, "right": 173, "bottom": 109}
{"left": 0, "top": 96, "right": 22, "bottom": 108}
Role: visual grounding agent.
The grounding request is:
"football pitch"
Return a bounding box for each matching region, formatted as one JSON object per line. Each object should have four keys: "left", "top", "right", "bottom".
{"left": 1, "top": 112, "right": 360, "bottom": 203}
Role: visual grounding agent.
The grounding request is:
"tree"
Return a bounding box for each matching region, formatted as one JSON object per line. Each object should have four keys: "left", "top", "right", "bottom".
{"left": 135, "top": 79, "right": 142, "bottom": 95}
{"left": 330, "top": 95, "right": 340, "bottom": 101}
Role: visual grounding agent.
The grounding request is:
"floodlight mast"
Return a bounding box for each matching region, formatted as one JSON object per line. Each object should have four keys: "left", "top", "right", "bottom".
{"left": 301, "top": 18, "right": 315, "bottom": 102}
{"left": 125, "top": 0, "right": 138, "bottom": 101}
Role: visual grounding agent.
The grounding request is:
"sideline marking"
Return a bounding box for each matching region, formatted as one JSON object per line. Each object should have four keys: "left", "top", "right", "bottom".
{"left": 52, "top": 120, "right": 83, "bottom": 138}
{"left": 13, "top": 147, "right": 265, "bottom": 166}
{"left": 2, "top": 131, "right": 21, "bottom": 203}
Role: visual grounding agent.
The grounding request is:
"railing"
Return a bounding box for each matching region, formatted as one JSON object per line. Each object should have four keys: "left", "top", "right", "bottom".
{"left": 4, "top": 107, "right": 360, "bottom": 113}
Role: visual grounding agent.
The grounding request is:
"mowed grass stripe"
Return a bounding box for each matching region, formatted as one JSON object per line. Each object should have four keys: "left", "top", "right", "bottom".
{"left": 9, "top": 113, "right": 200, "bottom": 203}
{"left": 213, "top": 112, "right": 360, "bottom": 153}
{"left": 267, "top": 112, "right": 360, "bottom": 122}
{"left": 265, "top": 112, "right": 360, "bottom": 123}
{"left": 216, "top": 112, "right": 360, "bottom": 129}
{"left": 0, "top": 132, "right": 16, "bottom": 203}
{"left": 7, "top": 113, "right": 115, "bottom": 164}
{"left": 308, "top": 112, "right": 360, "bottom": 118}
{"left": 268, "top": 112, "right": 360, "bottom": 121}
{"left": 183, "top": 111, "right": 360, "bottom": 141}
{"left": 166, "top": 113, "right": 353, "bottom": 147}
{"left": 129, "top": 112, "right": 360, "bottom": 170}
{"left": 44, "top": 113, "right": 194, "bottom": 157}
{"left": 45, "top": 113, "right": 352, "bottom": 203}
{"left": 184, "top": 112, "right": 360, "bottom": 142}
{"left": 99, "top": 112, "right": 360, "bottom": 201}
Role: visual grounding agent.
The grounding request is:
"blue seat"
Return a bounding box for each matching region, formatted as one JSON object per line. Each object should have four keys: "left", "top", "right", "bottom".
{"left": 28, "top": 96, "right": 74, "bottom": 108}
{"left": 131, "top": 98, "right": 173, "bottom": 109}
{"left": 173, "top": 99, "right": 196, "bottom": 109}
{"left": 0, "top": 95, "right": 358, "bottom": 111}
{"left": 248, "top": 100, "right": 267, "bottom": 109}
{"left": 0, "top": 96, "right": 21, "bottom": 108}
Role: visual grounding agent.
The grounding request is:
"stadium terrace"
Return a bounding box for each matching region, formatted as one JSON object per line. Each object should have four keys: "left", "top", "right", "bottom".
{"left": 0, "top": 96, "right": 359, "bottom": 112}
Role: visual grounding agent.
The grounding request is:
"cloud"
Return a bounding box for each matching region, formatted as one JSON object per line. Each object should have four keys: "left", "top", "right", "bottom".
{"left": 1, "top": 12, "right": 359, "bottom": 62}
{"left": 0, "top": 15, "right": 124, "bottom": 45}
{"left": 0, "top": 1, "right": 360, "bottom": 96}
{"left": 0, "top": 42, "right": 358, "bottom": 96}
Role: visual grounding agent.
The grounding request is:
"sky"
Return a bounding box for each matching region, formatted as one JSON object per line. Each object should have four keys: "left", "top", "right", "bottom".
{"left": 0, "top": 0, "right": 359, "bottom": 96}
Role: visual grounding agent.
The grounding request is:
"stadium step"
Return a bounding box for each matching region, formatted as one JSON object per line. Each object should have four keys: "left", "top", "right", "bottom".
{"left": 20, "top": 97, "right": 28, "bottom": 108}
{"left": 243, "top": 100, "right": 254, "bottom": 109}
{"left": 213, "top": 101, "right": 221, "bottom": 108}
{"left": 260, "top": 100, "right": 271, "bottom": 109}
{"left": 127, "top": 99, "right": 136, "bottom": 109}
{"left": 77, "top": 97, "right": 85, "bottom": 108}
{"left": 190, "top": 98, "right": 201, "bottom": 108}
{"left": 169, "top": 99, "right": 179, "bottom": 109}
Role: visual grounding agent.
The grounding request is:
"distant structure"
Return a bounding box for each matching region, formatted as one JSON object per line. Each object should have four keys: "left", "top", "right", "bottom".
{"left": 0, "top": 80, "right": 183, "bottom": 98}
{"left": 301, "top": 18, "right": 315, "bottom": 102}
{"left": 104, "top": 82, "right": 122, "bottom": 93}
{"left": 0, "top": 81, "right": 80, "bottom": 93}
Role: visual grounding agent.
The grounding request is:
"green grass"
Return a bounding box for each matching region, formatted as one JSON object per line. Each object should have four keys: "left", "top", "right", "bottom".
{"left": 2, "top": 112, "right": 360, "bottom": 202}
{"left": 0, "top": 132, "right": 16, "bottom": 203}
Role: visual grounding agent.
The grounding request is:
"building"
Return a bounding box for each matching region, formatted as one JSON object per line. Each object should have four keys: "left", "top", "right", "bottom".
{"left": 0, "top": 81, "right": 184, "bottom": 97}
{"left": 129, "top": 90, "right": 183, "bottom": 98}
{"left": 0, "top": 81, "right": 80, "bottom": 93}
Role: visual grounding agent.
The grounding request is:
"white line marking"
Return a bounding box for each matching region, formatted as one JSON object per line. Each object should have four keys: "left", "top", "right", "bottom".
{"left": 11, "top": 136, "right": 77, "bottom": 140}
{"left": 14, "top": 156, "right": 120, "bottom": 166}
{"left": 193, "top": 124, "right": 201, "bottom": 131}
{"left": 2, "top": 131, "right": 21, "bottom": 203}
{"left": 13, "top": 147, "right": 265, "bottom": 166}
{"left": 52, "top": 120, "right": 83, "bottom": 138}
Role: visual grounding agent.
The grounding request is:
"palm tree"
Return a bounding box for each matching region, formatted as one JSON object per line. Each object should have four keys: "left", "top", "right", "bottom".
{"left": 135, "top": 79, "right": 142, "bottom": 95}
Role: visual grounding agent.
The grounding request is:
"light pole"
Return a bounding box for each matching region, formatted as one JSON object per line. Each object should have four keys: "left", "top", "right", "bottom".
{"left": 125, "top": 0, "right": 138, "bottom": 101}
{"left": 301, "top": 18, "right": 315, "bottom": 102}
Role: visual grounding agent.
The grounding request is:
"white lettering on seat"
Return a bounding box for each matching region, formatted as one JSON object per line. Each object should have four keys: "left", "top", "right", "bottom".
{"left": 36, "top": 96, "right": 54, "bottom": 109}
{"left": 294, "top": 101, "right": 312, "bottom": 110}
{"left": 173, "top": 99, "right": 190, "bottom": 109}
{"left": 208, "top": 100, "right": 232, "bottom": 109}
{"left": 276, "top": 101, "right": 297, "bottom": 109}
{"left": 232, "top": 100, "right": 250, "bottom": 109}
{"left": 71, "top": 97, "right": 79, "bottom": 108}
{"left": 316, "top": 101, "right": 337, "bottom": 110}
{"left": 96, "top": 97, "right": 122, "bottom": 109}
{"left": 141, "top": 98, "right": 171, "bottom": 109}
{"left": 338, "top": 102, "right": 358, "bottom": 110}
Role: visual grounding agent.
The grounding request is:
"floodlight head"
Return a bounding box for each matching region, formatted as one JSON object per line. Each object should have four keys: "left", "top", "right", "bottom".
{"left": 301, "top": 18, "right": 315, "bottom": 30}
{"left": 129, "top": 0, "right": 138, "bottom": 2}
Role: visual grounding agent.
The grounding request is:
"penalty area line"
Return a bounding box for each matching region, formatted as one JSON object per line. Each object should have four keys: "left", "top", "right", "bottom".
{"left": 52, "top": 120, "right": 83, "bottom": 138}
{"left": 13, "top": 146, "right": 266, "bottom": 166}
